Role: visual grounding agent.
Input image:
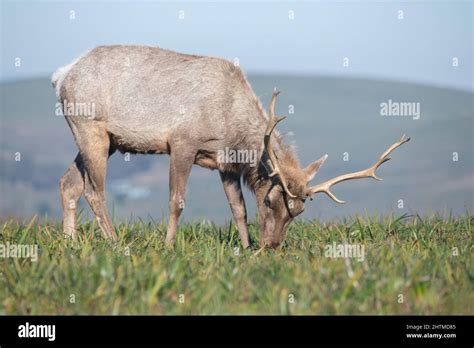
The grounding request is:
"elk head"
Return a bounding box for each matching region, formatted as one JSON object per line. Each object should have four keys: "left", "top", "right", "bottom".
{"left": 256, "top": 89, "right": 410, "bottom": 248}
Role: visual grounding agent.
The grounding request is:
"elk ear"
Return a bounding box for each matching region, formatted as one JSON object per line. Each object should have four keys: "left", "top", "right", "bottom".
{"left": 304, "top": 154, "right": 328, "bottom": 182}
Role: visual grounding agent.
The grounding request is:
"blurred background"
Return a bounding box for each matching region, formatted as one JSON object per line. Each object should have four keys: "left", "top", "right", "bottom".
{"left": 1, "top": 0, "right": 472, "bottom": 224}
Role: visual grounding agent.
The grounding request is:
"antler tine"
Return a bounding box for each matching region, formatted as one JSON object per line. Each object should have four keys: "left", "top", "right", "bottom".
{"left": 369, "top": 134, "right": 411, "bottom": 180}
{"left": 307, "top": 135, "right": 410, "bottom": 204}
{"left": 267, "top": 89, "right": 287, "bottom": 135}
{"left": 269, "top": 88, "right": 280, "bottom": 116}
{"left": 263, "top": 88, "right": 297, "bottom": 199}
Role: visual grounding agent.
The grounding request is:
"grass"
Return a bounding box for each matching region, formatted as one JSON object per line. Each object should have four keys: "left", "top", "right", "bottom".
{"left": 0, "top": 213, "right": 472, "bottom": 315}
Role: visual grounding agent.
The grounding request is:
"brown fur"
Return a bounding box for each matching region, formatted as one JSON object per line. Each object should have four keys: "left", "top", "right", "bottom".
{"left": 54, "top": 45, "right": 326, "bottom": 248}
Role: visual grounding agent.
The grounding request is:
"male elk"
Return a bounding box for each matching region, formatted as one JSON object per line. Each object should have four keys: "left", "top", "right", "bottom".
{"left": 54, "top": 45, "right": 409, "bottom": 249}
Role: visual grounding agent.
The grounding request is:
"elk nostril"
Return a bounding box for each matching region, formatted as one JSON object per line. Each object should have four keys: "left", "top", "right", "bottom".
{"left": 264, "top": 196, "right": 271, "bottom": 207}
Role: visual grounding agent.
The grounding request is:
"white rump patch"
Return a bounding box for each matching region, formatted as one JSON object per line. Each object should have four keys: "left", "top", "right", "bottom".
{"left": 51, "top": 49, "right": 91, "bottom": 98}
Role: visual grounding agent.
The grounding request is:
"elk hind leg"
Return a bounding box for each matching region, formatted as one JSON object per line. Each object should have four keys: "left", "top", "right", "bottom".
{"left": 75, "top": 125, "right": 117, "bottom": 241}
{"left": 59, "top": 153, "right": 85, "bottom": 239}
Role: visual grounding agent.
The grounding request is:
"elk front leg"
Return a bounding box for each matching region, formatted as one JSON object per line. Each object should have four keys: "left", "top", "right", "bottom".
{"left": 166, "top": 147, "right": 195, "bottom": 247}
{"left": 219, "top": 171, "right": 250, "bottom": 248}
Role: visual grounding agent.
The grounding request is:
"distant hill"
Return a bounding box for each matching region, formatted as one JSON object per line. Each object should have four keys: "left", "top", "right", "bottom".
{"left": 0, "top": 75, "right": 472, "bottom": 222}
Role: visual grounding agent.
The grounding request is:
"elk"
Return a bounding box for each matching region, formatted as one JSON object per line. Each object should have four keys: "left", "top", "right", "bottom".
{"left": 53, "top": 45, "right": 409, "bottom": 249}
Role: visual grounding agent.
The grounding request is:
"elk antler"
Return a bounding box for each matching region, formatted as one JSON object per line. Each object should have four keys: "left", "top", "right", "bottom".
{"left": 263, "top": 88, "right": 296, "bottom": 198}
{"left": 306, "top": 135, "right": 410, "bottom": 203}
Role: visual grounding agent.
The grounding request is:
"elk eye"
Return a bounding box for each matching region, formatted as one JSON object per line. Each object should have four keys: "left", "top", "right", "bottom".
{"left": 264, "top": 196, "right": 271, "bottom": 207}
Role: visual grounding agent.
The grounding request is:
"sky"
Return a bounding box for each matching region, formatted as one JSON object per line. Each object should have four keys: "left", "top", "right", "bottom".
{"left": 1, "top": 0, "right": 473, "bottom": 91}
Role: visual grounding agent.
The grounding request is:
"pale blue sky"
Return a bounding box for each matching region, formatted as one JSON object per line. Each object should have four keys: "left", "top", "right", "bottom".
{"left": 1, "top": 0, "right": 473, "bottom": 90}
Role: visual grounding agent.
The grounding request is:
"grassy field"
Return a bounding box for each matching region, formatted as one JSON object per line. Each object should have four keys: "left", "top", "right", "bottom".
{"left": 0, "top": 213, "right": 472, "bottom": 315}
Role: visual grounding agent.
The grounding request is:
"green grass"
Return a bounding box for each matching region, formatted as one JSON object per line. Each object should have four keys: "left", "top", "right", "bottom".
{"left": 0, "top": 213, "right": 472, "bottom": 315}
